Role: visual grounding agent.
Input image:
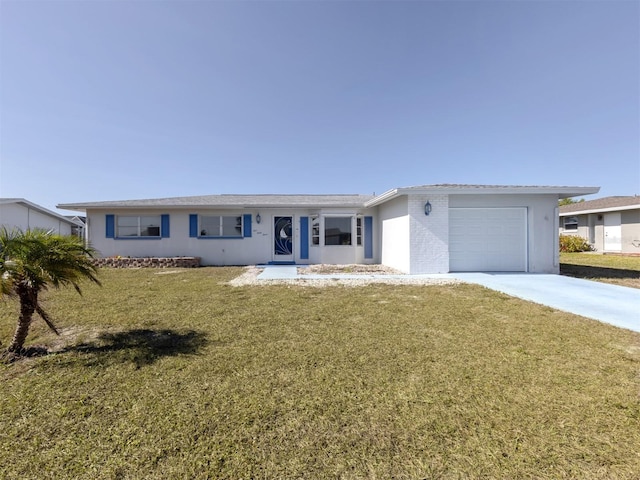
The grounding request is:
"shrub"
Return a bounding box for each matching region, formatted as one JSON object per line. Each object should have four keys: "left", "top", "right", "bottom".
{"left": 560, "top": 234, "right": 594, "bottom": 253}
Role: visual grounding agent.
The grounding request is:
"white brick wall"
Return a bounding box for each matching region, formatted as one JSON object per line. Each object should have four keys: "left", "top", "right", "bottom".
{"left": 408, "top": 194, "right": 449, "bottom": 273}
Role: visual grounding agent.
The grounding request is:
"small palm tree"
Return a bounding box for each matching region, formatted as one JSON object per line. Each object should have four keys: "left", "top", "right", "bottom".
{"left": 0, "top": 228, "right": 101, "bottom": 354}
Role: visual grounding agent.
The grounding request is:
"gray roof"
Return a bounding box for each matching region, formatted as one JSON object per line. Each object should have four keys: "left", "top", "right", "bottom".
{"left": 559, "top": 196, "right": 640, "bottom": 215}
{"left": 58, "top": 194, "right": 375, "bottom": 211}
{"left": 57, "top": 184, "right": 601, "bottom": 212}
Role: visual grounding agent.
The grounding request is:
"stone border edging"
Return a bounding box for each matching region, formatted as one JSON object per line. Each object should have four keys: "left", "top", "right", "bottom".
{"left": 94, "top": 257, "right": 200, "bottom": 268}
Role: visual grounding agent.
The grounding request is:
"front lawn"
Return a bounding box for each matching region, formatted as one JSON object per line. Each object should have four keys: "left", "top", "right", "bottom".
{"left": 560, "top": 252, "right": 640, "bottom": 288}
{"left": 1, "top": 268, "right": 639, "bottom": 479}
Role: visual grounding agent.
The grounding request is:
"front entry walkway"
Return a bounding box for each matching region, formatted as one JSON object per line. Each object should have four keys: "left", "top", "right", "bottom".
{"left": 451, "top": 273, "right": 640, "bottom": 333}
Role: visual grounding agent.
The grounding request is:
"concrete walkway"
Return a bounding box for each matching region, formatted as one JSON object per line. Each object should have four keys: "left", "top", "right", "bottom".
{"left": 257, "top": 265, "right": 299, "bottom": 279}
{"left": 256, "top": 266, "right": 640, "bottom": 333}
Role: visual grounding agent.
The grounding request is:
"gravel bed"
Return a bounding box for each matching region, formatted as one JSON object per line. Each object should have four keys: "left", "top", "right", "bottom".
{"left": 228, "top": 266, "right": 460, "bottom": 287}
{"left": 299, "top": 264, "right": 402, "bottom": 275}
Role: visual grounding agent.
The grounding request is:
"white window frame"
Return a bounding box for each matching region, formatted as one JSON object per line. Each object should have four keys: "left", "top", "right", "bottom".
{"left": 199, "top": 215, "right": 243, "bottom": 237}
{"left": 324, "top": 215, "right": 354, "bottom": 246}
{"left": 311, "top": 215, "right": 320, "bottom": 246}
{"left": 116, "top": 215, "right": 161, "bottom": 238}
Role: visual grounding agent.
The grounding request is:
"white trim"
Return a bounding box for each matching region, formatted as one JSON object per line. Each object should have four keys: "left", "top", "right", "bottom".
{"left": 559, "top": 203, "right": 640, "bottom": 216}
{"left": 0, "top": 198, "right": 80, "bottom": 226}
{"left": 553, "top": 207, "right": 559, "bottom": 267}
{"left": 366, "top": 186, "right": 599, "bottom": 207}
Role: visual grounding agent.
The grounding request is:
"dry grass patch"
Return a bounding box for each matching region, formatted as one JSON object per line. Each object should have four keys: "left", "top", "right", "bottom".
{"left": 1, "top": 267, "right": 639, "bottom": 479}
{"left": 560, "top": 253, "right": 640, "bottom": 288}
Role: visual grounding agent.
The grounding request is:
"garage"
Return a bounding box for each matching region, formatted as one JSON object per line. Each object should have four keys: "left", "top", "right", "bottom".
{"left": 449, "top": 207, "right": 528, "bottom": 272}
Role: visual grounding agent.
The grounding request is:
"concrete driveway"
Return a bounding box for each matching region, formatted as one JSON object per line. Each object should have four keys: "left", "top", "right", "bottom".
{"left": 452, "top": 273, "right": 640, "bottom": 333}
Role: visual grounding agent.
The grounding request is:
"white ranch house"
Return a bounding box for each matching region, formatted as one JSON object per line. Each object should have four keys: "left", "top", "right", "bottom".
{"left": 0, "top": 198, "right": 82, "bottom": 236}
{"left": 59, "top": 184, "right": 599, "bottom": 274}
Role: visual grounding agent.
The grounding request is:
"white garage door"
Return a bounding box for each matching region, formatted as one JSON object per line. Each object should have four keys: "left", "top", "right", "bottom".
{"left": 449, "top": 208, "right": 528, "bottom": 272}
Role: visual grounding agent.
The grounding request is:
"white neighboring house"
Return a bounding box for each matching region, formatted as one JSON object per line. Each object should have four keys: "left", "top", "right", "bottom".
{"left": 559, "top": 196, "right": 640, "bottom": 253}
{"left": 58, "top": 184, "right": 599, "bottom": 274}
{"left": 0, "top": 198, "right": 82, "bottom": 236}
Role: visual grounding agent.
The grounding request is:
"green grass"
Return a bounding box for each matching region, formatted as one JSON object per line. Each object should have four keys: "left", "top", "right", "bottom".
{"left": 1, "top": 268, "right": 639, "bottom": 479}
{"left": 560, "top": 253, "right": 640, "bottom": 288}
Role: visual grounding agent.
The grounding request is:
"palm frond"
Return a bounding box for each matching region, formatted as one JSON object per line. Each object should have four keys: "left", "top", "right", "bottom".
{"left": 35, "top": 304, "right": 60, "bottom": 335}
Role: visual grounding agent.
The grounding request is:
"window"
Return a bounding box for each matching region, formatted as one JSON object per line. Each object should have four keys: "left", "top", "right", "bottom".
{"left": 117, "top": 216, "right": 161, "bottom": 237}
{"left": 199, "top": 215, "right": 242, "bottom": 237}
{"left": 325, "top": 216, "right": 352, "bottom": 245}
{"left": 356, "top": 217, "right": 363, "bottom": 246}
{"left": 564, "top": 216, "right": 578, "bottom": 231}
{"left": 311, "top": 216, "right": 320, "bottom": 246}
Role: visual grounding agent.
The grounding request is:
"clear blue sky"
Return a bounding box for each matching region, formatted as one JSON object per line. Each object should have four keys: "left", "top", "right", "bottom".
{"left": 1, "top": 0, "right": 638, "bottom": 213}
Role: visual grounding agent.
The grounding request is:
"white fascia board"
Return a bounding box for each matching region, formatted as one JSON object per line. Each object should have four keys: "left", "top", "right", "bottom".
{"left": 11, "top": 199, "right": 79, "bottom": 225}
{"left": 58, "top": 204, "right": 248, "bottom": 211}
{"left": 423, "top": 186, "right": 600, "bottom": 197}
{"left": 547, "top": 187, "right": 600, "bottom": 199}
{"left": 57, "top": 204, "right": 87, "bottom": 212}
{"left": 58, "top": 203, "right": 360, "bottom": 211}
{"left": 364, "top": 189, "right": 401, "bottom": 207}
{"left": 559, "top": 204, "right": 640, "bottom": 216}
{"left": 366, "top": 186, "right": 600, "bottom": 207}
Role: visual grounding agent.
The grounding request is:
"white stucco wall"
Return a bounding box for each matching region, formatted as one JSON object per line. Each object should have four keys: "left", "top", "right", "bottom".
{"left": 379, "top": 196, "right": 411, "bottom": 273}
{"left": 86, "top": 208, "right": 376, "bottom": 266}
{"left": 449, "top": 194, "right": 560, "bottom": 273}
{"left": 80, "top": 192, "right": 564, "bottom": 272}
{"left": 0, "top": 202, "right": 74, "bottom": 235}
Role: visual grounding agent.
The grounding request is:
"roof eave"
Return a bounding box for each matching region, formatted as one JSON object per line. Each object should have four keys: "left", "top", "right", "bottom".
{"left": 559, "top": 203, "right": 640, "bottom": 216}
{"left": 5, "top": 199, "right": 80, "bottom": 225}
{"left": 364, "top": 189, "right": 401, "bottom": 207}
{"left": 554, "top": 187, "right": 601, "bottom": 199}
{"left": 58, "top": 202, "right": 371, "bottom": 210}
{"left": 366, "top": 186, "right": 600, "bottom": 206}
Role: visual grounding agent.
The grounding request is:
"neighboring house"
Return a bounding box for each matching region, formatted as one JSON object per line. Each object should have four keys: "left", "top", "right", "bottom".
{"left": 65, "top": 215, "right": 86, "bottom": 238}
{"left": 559, "top": 196, "right": 640, "bottom": 253}
{"left": 0, "top": 198, "right": 82, "bottom": 236}
{"left": 58, "top": 184, "right": 599, "bottom": 274}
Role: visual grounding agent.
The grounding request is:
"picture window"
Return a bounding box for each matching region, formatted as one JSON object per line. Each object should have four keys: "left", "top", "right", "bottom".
{"left": 199, "top": 215, "right": 243, "bottom": 237}
{"left": 324, "top": 217, "right": 352, "bottom": 246}
{"left": 116, "top": 216, "right": 161, "bottom": 237}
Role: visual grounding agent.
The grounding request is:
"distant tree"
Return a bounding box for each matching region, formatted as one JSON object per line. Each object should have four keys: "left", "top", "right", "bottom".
{"left": 0, "top": 228, "right": 100, "bottom": 356}
{"left": 559, "top": 198, "right": 585, "bottom": 206}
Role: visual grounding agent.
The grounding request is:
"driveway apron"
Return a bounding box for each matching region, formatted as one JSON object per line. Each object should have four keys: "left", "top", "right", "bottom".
{"left": 452, "top": 273, "right": 640, "bottom": 333}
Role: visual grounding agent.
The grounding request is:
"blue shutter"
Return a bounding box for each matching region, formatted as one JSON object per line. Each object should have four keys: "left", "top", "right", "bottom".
{"left": 300, "top": 216, "right": 309, "bottom": 260}
{"left": 364, "top": 216, "right": 373, "bottom": 259}
{"left": 106, "top": 215, "right": 115, "bottom": 238}
{"left": 189, "top": 214, "right": 198, "bottom": 238}
{"left": 243, "top": 214, "right": 252, "bottom": 238}
{"left": 161, "top": 214, "right": 170, "bottom": 238}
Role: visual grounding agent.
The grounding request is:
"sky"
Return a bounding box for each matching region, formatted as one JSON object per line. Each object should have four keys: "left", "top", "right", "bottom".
{"left": 1, "top": 0, "right": 638, "bottom": 214}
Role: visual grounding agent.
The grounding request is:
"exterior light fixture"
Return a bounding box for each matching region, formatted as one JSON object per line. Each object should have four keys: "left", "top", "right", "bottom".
{"left": 256, "top": 213, "right": 261, "bottom": 224}
{"left": 424, "top": 201, "right": 432, "bottom": 216}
